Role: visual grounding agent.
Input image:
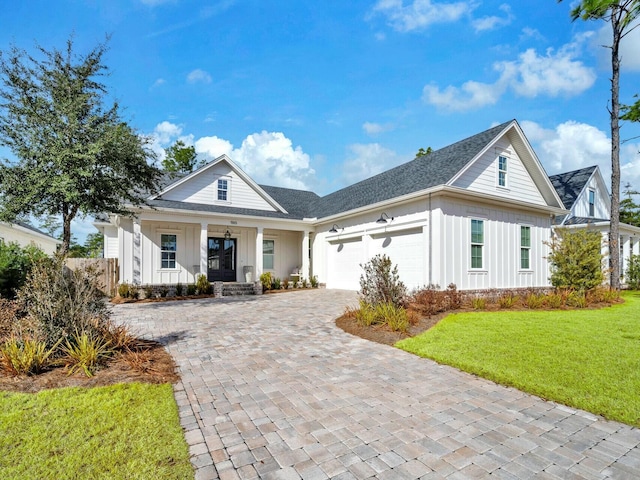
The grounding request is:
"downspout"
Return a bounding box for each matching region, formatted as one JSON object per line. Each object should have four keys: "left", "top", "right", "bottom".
{"left": 428, "top": 193, "right": 432, "bottom": 286}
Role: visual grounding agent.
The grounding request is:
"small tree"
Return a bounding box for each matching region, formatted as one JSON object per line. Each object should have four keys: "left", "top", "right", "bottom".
{"left": 359, "top": 254, "right": 407, "bottom": 307}
{"left": 162, "top": 140, "right": 202, "bottom": 173}
{"left": 626, "top": 255, "right": 640, "bottom": 289}
{"left": 547, "top": 228, "right": 604, "bottom": 291}
{"left": 0, "top": 242, "right": 47, "bottom": 299}
{"left": 0, "top": 36, "right": 162, "bottom": 255}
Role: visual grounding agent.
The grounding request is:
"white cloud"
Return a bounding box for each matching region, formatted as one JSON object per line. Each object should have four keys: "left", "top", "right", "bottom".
{"left": 151, "top": 78, "right": 166, "bottom": 89}
{"left": 472, "top": 3, "right": 513, "bottom": 32}
{"left": 148, "top": 121, "right": 194, "bottom": 163}
{"left": 369, "top": 0, "right": 473, "bottom": 32}
{"left": 341, "top": 143, "right": 404, "bottom": 184}
{"left": 196, "top": 131, "right": 315, "bottom": 190}
{"left": 423, "top": 35, "right": 596, "bottom": 111}
{"left": 521, "top": 120, "right": 640, "bottom": 192}
{"left": 187, "top": 69, "right": 212, "bottom": 84}
{"left": 363, "top": 122, "right": 394, "bottom": 136}
{"left": 594, "top": 20, "right": 640, "bottom": 71}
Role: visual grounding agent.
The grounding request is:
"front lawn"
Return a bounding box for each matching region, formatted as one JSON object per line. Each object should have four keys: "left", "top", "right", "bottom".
{"left": 396, "top": 291, "right": 640, "bottom": 426}
{"left": 0, "top": 383, "right": 193, "bottom": 479}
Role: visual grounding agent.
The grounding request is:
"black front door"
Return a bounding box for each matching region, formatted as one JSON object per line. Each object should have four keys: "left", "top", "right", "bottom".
{"left": 207, "top": 237, "right": 236, "bottom": 281}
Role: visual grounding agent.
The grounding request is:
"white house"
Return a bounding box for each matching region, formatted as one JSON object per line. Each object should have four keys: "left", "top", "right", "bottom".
{"left": 99, "top": 119, "right": 568, "bottom": 291}
{"left": 0, "top": 221, "right": 61, "bottom": 255}
{"left": 550, "top": 165, "right": 640, "bottom": 283}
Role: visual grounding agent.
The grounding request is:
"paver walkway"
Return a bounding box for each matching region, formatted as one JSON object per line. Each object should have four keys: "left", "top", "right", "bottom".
{"left": 113, "top": 289, "right": 640, "bottom": 479}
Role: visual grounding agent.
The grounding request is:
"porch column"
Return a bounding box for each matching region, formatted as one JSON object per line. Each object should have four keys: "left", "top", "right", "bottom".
{"left": 622, "top": 235, "right": 631, "bottom": 280}
{"left": 200, "top": 222, "right": 208, "bottom": 279}
{"left": 255, "top": 226, "right": 263, "bottom": 279}
{"left": 301, "top": 231, "right": 310, "bottom": 280}
{"left": 133, "top": 218, "right": 141, "bottom": 285}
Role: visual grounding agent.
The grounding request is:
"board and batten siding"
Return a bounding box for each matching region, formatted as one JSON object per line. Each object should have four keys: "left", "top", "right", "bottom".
{"left": 103, "top": 226, "right": 119, "bottom": 259}
{"left": 434, "top": 198, "right": 552, "bottom": 290}
{"left": 262, "top": 229, "right": 304, "bottom": 281}
{"left": 452, "top": 139, "right": 547, "bottom": 207}
{"left": 161, "top": 163, "right": 276, "bottom": 212}
{"left": 571, "top": 174, "right": 609, "bottom": 220}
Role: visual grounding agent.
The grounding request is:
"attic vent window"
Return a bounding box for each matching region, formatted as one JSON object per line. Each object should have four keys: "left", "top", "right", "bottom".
{"left": 588, "top": 189, "right": 595, "bottom": 217}
{"left": 217, "top": 179, "right": 228, "bottom": 201}
{"left": 498, "top": 156, "right": 507, "bottom": 187}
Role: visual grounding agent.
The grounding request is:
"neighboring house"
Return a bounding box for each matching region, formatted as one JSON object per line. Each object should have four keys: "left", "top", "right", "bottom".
{"left": 0, "top": 221, "right": 61, "bottom": 255}
{"left": 550, "top": 165, "right": 640, "bottom": 282}
{"left": 98, "top": 119, "right": 568, "bottom": 291}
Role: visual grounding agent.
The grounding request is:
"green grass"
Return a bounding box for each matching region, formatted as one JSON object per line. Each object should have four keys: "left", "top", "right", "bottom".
{"left": 396, "top": 291, "right": 640, "bottom": 426}
{"left": 0, "top": 383, "right": 193, "bottom": 479}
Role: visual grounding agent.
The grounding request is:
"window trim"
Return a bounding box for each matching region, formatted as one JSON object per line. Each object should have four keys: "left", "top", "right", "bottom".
{"left": 217, "top": 178, "right": 230, "bottom": 202}
{"left": 470, "top": 219, "right": 484, "bottom": 270}
{"left": 520, "top": 225, "right": 532, "bottom": 271}
{"left": 263, "top": 239, "right": 275, "bottom": 271}
{"left": 497, "top": 155, "right": 508, "bottom": 188}
{"left": 160, "top": 233, "right": 178, "bottom": 270}
{"left": 588, "top": 189, "right": 595, "bottom": 217}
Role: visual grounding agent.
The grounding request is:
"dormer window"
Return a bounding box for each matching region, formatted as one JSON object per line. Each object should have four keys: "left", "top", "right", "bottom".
{"left": 588, "top": 189, "right": 595, "bottom": 217}
{"left": 217, "top": 179, "right": 228, "bottom": 201}
{"left": 498, "top": 156, "right": 507, "bottom": 187}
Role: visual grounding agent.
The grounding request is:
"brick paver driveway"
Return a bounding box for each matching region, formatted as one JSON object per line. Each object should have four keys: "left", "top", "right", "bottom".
{"left": 113, "top": 289, "right": 640, "bottom": 479}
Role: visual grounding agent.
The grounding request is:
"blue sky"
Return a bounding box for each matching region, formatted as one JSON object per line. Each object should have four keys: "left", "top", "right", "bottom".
{"left": 2, "top": 0, "right": 640, "bottom": 242}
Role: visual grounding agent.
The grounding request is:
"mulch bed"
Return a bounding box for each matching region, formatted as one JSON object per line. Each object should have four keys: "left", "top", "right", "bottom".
{"left": 0, "top": 341, "right": 179, "bottom": 394}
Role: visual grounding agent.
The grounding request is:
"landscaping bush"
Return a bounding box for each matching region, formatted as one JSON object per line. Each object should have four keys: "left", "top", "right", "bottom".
{"left": 61, "top": 330, "right": 113, "bottom": 377}
{"left": 566, "top": 290, "right": 587, "bottom": 308}
{"left": 446, "top": 283, "right": 463, "bottom": 309}
{"left": 375, "top": 302, "right": 409, "bottom": 332}
{"left": 0, "top": 336, "right": 58, "bottom": 376}
{"left": 525, "top": 292, "right": 545, "bottom": 309}
{"left": 117, "top": 282, "right": 130, "bottom": 298}
{"left": 159, "top": 287, "right": 169, "bottom": 298}
{"left": 16, "top": 255, "right": 108, "bottom": 349}
{"left": 355, "top": 300, "right": 379, "bottom": 326}
{"left": 272, "top": 277, "right": 281, "bottom": 290}
{"left": 626, "top": 254, "right": 640, "bottom": 290}
{"left": 359, "top": 254, "right": 407, "bottom": 308}
{"left": 143, "top": 285, "right": 154, "bottom": 299}
{"left": 282, "top": 278, "right": 290, "bottom": 289}
{"left": 471, "top": 297, "right": 486, "bottom": 310}
{"left": 412, "top": 284, "right": 447, "bottom": 317}
{"left": 0, "top": 242, "right": 47, "bottom": 299}
{"left": 0, "top": 298, "right": 20, "bottom": 341}
{"left": 546, "top": 292, "right": 564, "bottom": 309}
{"left": 498, "top": 292, "right": 517, "bottom": 309}
{"left": 260, "top": 272, "right": 273, "bottom": 292}
{"left": 310, "top": 275, "right": 319, "bottom": 288}
{"left": 195, "top": 274, "right": 211, "bottom": 295}
{"left": 175, "top": 282, "right": 184, "bottom": 296}
{"left": 186, "top": 284, "right": 197, "bottom": 296}
{"left": 547, "top": 228, "right": 604, "bottom": 291}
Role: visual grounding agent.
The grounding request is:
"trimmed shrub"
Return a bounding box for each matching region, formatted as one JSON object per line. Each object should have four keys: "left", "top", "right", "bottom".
{"left": 412, "top": 284, "right": 449, "bottom": 317}
{"left": 175, "top": 282, "right": 184, "bottom": 296}
{"left": 195, "top": 274, "right": 211, "bottom": 295}
{"left": 117, "top": 282, "right": 130, "bottom": 298}
{"left": 626, "top": 254, "right": 640, "bottom": 290}
{"left": 0, "top": 242, "right": 47, "bottom": 299}
{"left": 359, "top": 254, "right": 407, "bottom": 308}
{"left": 260, "top": 272, "right": 273, "bottom": 292}
{"left": 547, "top": 228, "right": 604, "bottom": 291}
{"left": 186, "top": 284, "right": 197, "bottom": 296}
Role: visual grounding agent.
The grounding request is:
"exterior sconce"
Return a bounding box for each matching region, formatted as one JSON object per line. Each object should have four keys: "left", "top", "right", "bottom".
{"left": 224, "top": 229, "right": 231, "bottom": 240}
{"left": 329, "top": 224, "right": 342, "bottom": 233}
{"left": 376, "top": 212, "right": 394, "bottom": 224}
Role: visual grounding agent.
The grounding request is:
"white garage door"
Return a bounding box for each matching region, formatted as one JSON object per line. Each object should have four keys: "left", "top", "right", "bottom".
{"left": 371, "top": 228, "right": 425, "bottom": 289}
{"left": 327, "top": 237, "right": 363, "bottom": 290}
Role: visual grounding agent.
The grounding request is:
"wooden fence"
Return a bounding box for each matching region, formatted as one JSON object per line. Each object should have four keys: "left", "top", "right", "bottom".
{"left": 65, "top": 258, "right": 119, "bottom": 297}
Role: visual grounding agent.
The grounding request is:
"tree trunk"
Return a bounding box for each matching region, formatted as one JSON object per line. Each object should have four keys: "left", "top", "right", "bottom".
{"left": 60, "top": 204, "right": 78, "bottom": 256}
{"left": 609, "top": 12, "right": 621, "bottom": 290}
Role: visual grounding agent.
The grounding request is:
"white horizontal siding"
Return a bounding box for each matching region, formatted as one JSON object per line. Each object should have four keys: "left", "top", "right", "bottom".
{"left": 103, "top": 226, "right": 119, "bottom": 258}
{"left": 452, "top": 139, "right": 546, "bottom": 206}
{"left": 571, "top": 175, "right": 609, "bottom": 219}
{"left": 162, "top": 163, "right": 276, "bottom": 211}
{"left": 0, "top": 224, "right": 59, "bottom": 255}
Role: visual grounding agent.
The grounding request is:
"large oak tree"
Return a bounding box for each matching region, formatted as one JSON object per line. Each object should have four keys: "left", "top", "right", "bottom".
{"left": 0, "top": 37, "right": 162, "bottom": 254}
{"left": 561, "top": 0, "right": 640, "bottom": 289}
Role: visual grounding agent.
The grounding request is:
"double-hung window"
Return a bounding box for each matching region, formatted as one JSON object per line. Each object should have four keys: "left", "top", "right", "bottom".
{"left": 161, "top": 234, "right": 177, "bottom": 269}
{"left": 588, "top": 189, "right": 595, "bottom": 217}
{"left": 471, "top": 219, "right": 484, "bottom": 269}
{"left": 263, "top": 239, "right": 274, "bottom": 270}
{"left": 498, "top": 156, "right": 507, "bottom": 187}
{"left": 520, "top": 226, "right": 531, "bottom": 270}
{"left": 217, "top": 179, "right": 228, "bottom": 201}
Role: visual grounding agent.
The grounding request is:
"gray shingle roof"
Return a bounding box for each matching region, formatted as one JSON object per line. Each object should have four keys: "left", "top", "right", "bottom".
{"left": 312, "top": 120, "right": 515, "bottom": 218}
{"left": 135, "top": 120, "right": 518, "bottom": 221}
{"left": 549, "top": 166, "right": 597, "bottom": 211}
{"left": 563, "top": 216, "right": 609, "bottom": 226}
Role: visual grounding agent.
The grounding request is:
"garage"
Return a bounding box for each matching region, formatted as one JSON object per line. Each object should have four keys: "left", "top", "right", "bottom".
{"left": 370, "top": 228, "right": 425, "bottom": 289}
{"left": 327, "top": 237, "right": 363, "bottom": 290}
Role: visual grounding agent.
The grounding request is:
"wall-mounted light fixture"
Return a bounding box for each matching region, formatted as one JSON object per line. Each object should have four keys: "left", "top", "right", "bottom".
{"left": 376, "top": 212, "right": 394, "bottom": 224}
{"left": 329, "top": 224, "right": 342, "bottom": 233}
{"left": 224, "top": 229, "right": 231, "bottom": 240}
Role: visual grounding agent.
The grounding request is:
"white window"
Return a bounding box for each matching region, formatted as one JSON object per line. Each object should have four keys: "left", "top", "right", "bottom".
{"left": 471, "top": 219, "right": 484, "bottom": 269}
{"left": 498, "top": 156, "right": 507, "bottom": 187}
{"left": 217, "top": 179, "right": 228, "bottom": 201}
{"left": 161, "top": 234, "right": 177, "bottom": 269}
{"left": 520, "top": 226, "right": 531, "bottom": 270}
{"left": 263, "top": 239, "right": 274, "bottom": 270}
{"left": 588, "top": 189, "right": 595, "bottom": 217}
